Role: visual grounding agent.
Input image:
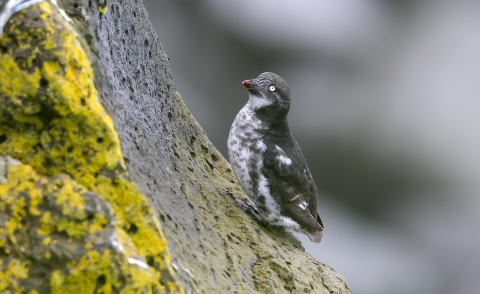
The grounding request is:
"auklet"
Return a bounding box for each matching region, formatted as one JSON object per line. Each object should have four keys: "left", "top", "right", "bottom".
{"left": 228, "top": 72, "right": 324, "bottom": 243}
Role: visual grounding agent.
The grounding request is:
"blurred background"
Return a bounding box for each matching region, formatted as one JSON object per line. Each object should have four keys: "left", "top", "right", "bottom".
{"left": 143, "top": 1, "right": 480, "bottom": 293}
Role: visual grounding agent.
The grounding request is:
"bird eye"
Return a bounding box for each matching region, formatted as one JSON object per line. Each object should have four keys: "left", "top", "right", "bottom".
{"left": 269, "top": 86, "right": 275, "bottom": 92}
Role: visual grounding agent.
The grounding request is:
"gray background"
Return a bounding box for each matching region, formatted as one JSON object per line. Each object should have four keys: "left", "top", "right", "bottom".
{"left": 143, "top": 1, "right": 480, "bottom": 293}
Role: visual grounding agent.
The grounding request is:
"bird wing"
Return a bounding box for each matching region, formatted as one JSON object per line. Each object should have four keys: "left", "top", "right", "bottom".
{"left": 262, "top": 136, "right": 323, "bottom": 231}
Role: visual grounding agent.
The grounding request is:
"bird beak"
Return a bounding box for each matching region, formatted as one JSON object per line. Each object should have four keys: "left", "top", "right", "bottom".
{"left": 242, "top": 79, "right": 255, "bottom": 90}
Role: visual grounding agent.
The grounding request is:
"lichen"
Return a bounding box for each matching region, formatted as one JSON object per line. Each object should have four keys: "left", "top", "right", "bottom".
{"left": 153, "top": 91, "right": 351, "bottom": 293}
{"left": 0, "top": 162, "right": 162, "bottom": 293}
{"left": 0, "top": 259, "right": 31, "bottom": 293}
{"left": 0, "top": 2, "right": 182, "bottom": 293}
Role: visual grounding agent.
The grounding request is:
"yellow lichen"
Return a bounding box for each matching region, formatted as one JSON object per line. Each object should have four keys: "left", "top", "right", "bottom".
{"left": 94, "top": 175, "right": 169, "bottom": 257}
{"left": 56, "top": 218, "right": 89, "bottom": 239}
{"left": 89, "top": 213, "right": 109, "bottom": 234}
{"left": 50, "top": 271, "right": 65, "bottom": 291}
{"left": 28, "top": 188, "right": 42, "bottom": 216}
{"left": 0, "top": 54, "right": 40, "bottom": 99}
{"left": 99, "top": 2, "right": 108, "bottom": 16}
{"left": 1, "top": 163, "right": 166, "bottom": 293}
{"left": 38, "top": 211, "right": 54, "bottom": 235}
{"left": 1, "top": 2, "right": 124, "bottom": 183}
{"left": 0, "top": 259, "right": 30, "bottom": 292}
{"left": 0, "top": 2, "right": 183, "bottom": 293}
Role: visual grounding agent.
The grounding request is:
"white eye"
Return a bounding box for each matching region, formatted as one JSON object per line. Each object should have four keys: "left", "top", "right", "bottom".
{"left": 269, "top": 86, "right": 275, "bottom": 92}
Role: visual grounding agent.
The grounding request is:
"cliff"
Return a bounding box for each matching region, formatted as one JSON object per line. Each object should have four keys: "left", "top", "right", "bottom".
{"left": 0, "top": 1, "right": 350, "bottom": 293}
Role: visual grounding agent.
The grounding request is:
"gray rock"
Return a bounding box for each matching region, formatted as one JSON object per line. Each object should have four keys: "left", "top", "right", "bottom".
{"left": 65, "top": 0, "right": 351, "bottom": 292}
{"left": 0, "top": 0, "right": 351, "bottom": 292}
{"left": 0, "top": 156, "right": 20, "bottom": 184}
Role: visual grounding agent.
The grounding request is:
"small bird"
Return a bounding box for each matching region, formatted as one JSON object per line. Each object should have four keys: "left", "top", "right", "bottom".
{"left": 228, "top": 72, "right": 324, "bottom": 242}
{"left": 0, "top": 0, "right": 44, "bottom": 38}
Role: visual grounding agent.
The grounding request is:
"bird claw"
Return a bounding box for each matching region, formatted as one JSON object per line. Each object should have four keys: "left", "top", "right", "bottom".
{"left": 242, "top": 197, "right": 260, "bottom": 215}
{"left": 226, "top": 191, "right": 263, "bottom": 223}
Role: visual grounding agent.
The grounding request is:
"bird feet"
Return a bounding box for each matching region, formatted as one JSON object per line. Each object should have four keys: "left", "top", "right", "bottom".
{"left": 226, "top": 191, "right": 264, "bottom": 224}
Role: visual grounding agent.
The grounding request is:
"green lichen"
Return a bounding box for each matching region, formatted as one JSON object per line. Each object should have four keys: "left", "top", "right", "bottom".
{"left": 0, "top": 2, "right": 182, "bottom": 293}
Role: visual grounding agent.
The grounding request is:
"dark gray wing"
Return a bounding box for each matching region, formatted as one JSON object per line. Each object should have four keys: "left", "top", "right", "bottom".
{"left": 261, "top": 134, "right": 323, "bottom": 232}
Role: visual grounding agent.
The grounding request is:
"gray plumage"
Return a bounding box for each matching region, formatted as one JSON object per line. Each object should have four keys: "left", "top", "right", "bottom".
{"left": 228, "top": 72, "right": 324, "bottom": 243}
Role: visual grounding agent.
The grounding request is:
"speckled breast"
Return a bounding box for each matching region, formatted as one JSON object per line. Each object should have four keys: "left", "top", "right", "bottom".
{"left": 227, "top": 104, "right": 263, "bottom": 200}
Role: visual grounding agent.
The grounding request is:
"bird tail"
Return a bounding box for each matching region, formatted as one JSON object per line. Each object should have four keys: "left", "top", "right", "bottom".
{"left": 305, "top": 230, "right": 323, "bottom": 243}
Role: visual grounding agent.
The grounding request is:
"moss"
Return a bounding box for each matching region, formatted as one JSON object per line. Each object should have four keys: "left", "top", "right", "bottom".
{"left": 0, "top": 2, "right": 182, "bottom": 293}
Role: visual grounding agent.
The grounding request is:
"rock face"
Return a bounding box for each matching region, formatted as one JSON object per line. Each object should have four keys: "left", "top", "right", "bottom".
{"left": 0, "top": 156, "right": 168, "bottom": 293}
{"left": 0, "top": 0, "right": 351, "bottom": 293}
{"left": 0, "top": 2, "right": 181, "bottom": 293}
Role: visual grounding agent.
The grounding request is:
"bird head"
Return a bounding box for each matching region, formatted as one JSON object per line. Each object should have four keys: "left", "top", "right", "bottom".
{"left": 243, "top": 72, "right": 291, "bottom": 115}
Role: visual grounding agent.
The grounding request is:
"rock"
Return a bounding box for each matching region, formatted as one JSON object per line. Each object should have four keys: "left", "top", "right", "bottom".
{"left": 0, "top": 0, "right": 351, "bottom": 293}
{"left": 0, "top": 157, "right": 165, "bottom": 293}
{"left": 0, "top": 2, "right": 181, "bottom": 293}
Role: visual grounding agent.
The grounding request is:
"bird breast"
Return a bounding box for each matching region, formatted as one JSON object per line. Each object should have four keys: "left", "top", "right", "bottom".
{"left": 228, "top": 105, "right": 265, "bottom": 195}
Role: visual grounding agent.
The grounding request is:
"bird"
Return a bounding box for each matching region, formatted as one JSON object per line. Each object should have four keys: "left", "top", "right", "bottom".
{"left": 0, "top": 0, "right": 44, "bottom": 38}
{"left": 228, "top": 72, "right": 324, "bottom": 243}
